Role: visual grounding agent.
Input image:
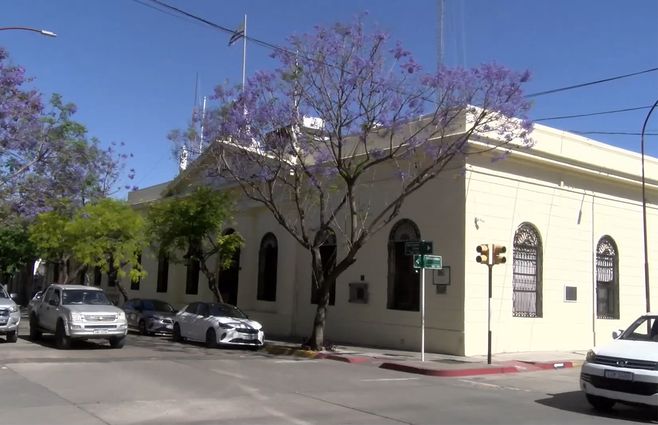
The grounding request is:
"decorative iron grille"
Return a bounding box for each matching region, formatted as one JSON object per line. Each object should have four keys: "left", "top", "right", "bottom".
{"left": 513, "top": 223, "right": 542, "bottom": 317}
{"left": 596, "top": 236, "right": 618, "bottom": 319}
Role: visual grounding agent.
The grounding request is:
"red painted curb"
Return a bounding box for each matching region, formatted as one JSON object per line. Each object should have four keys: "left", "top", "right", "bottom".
{"left": 379, "top": 362, "right": 520, "bottom": 377}
{"left": 520, "top": 361, "right": 574, "bottom": 370}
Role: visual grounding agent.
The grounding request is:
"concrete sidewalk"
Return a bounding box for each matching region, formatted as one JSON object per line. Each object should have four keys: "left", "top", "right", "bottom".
{"left": 263, "top": 338, "right": 586, "bottom": 378}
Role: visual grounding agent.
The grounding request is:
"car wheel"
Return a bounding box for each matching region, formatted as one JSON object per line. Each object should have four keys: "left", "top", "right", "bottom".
{"left": 109, "top": 336, "right": 126, "bottom": 349}
{"left": 172, "top": 323, "right": 182, "bottom": 342}
{"left": 29, "top": 315, "right": 41, "bottom": 341}
{"left": 138, "top": 320, "right": 149, "bottom": 336}
{"left": 55, "top": 321, "right": 71, "bottom": 349}
{"left": 206, "top": 328, "right": 217, "bottom": 348}
{"left": 6, "top": 330, "right": 17, "bottom": 343}
{"left": 586, "top": 394, "right": 615, "bottom": 412}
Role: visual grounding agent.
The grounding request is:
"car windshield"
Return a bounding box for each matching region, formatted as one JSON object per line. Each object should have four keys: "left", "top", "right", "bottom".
{"left": 619, "top": 315, "right": 658, "bottom": 342}
{"left": 142, "top": 300, "right": 175, "bottom": 313}
{"left": 62, "top": 289, "right": 112, "bottom": 306}
{"left": 0, "top": 287, "right": 8, "bottom": 299}
{"left": 209, "top": 303, "right": 248, "bottom": 319}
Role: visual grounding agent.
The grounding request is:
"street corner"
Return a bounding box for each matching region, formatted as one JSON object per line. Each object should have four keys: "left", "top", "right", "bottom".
{"left": 378, "top": 361, "right": 520, "bottom": 377}
{"left": 377, "top": 357, "right": 582, "bottom": 378}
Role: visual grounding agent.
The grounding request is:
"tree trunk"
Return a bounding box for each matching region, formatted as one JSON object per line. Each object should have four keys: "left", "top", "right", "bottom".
{"left": 199, "top": 259, "right": 224, "bottom": 303}
{"left": 305, "top": 248, "right": 329, "bottom": 350}
{"left": 306, "top": 281, "right": 331, "bottom": 350}
{"left": 116, "top": 282, "right": 129, "bottom": 305}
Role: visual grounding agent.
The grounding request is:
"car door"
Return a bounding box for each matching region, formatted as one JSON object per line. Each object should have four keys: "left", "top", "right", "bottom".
{"left": 124, "top": 300, "right": 140, "bottom": 329}
{"left": 192, "top": 303, "right": 210, "bottom": 341}
{"left": 177, "top": 303, "right": 197, "bottom": 339}
{"left": 40, "top": 288, "right": 61, "bottom": 332}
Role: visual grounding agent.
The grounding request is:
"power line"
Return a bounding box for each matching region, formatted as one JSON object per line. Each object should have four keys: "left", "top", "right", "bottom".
{"left": 535, "top": 105, "right": 652, "bottom": 122}
{"left": 570, "top": 130, "right": 658, "bottom": 136}
{"left": 526, "top": 67, "right": 658, "bottom": 98}
{"left": 136, "top": 0, "right": 658, "bottom": 107}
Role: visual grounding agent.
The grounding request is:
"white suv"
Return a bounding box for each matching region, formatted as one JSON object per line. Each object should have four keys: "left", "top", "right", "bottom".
{"left": 0, "top": 285, "right": 20, "bottom": 342}
{"left": 580, "top": 313, "right": 658, "bottom": 411}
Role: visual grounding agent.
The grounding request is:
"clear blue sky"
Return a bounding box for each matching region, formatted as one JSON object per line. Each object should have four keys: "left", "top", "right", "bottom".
{"left": 2, "top": 0, "right": 657, "bottom": 197}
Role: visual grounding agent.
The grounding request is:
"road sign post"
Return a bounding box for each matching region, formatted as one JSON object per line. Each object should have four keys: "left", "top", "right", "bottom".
{"left": 411, "top": 250, "right": 442, "bottom": 362}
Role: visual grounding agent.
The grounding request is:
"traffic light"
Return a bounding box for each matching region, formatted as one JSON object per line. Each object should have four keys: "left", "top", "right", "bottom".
{"left": 476, "top": 244, "right": 489, "bottom": 265}
{"left": 493, "top": 244, "right": 507, "bottom": 264}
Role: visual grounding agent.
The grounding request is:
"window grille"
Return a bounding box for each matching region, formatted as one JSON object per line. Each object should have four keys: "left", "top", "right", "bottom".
{"left": 512, "top": 223, "right": 542, "bottom": 317}
{"left": 596, "top": 236, "right": 619, "bottom": 319}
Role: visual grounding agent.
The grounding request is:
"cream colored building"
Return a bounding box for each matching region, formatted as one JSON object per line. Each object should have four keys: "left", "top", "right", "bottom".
{"left": 117, "top": 123, "right": 658, "bottom": 356}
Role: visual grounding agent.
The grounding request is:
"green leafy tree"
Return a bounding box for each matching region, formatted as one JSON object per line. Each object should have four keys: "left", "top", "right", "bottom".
{"left": 29, "top": 199, "right": 147, "bottom": 302}
{"left": 0, "top": 221, "right": 35, "bottom": 284}
{"left": 146, "top": 186, "right": 243, "bottom": 303}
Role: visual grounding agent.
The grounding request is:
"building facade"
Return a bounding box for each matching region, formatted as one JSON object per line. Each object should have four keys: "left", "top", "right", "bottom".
{"left": 116, "top": 123, "right": 658, "bottom": 356}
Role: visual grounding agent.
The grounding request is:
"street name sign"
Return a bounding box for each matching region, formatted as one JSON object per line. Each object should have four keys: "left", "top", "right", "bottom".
{"left": 413, "top": 254, "right": 442, "bottom": 270}
{"left": 405, "top": 241, "right": 433, "bottom": 256}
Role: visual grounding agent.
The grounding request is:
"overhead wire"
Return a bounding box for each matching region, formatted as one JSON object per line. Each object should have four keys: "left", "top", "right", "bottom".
{"left": 137, "top": 0, "right": 658, "bottom": 143}
{"left": 535, "top": 105, "right": 652, "bottom": 122}
{"left": 136, "top": 0, "right": 658, "bottom": 103}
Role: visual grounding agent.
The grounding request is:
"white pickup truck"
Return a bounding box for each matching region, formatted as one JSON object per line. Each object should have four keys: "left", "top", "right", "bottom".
{"left": 0, "top": 285, "right": 20, "bottom": 342}
{"left": 29, "top": 284, "right": 128, "bottom": 349}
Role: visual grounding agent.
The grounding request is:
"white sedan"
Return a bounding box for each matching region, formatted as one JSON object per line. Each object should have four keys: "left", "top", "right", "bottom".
{"left": 580, "top": 313, "right": 658, "bottom": 411}
{"left": 172, "top": 302, "right": 264, "bottom": 349}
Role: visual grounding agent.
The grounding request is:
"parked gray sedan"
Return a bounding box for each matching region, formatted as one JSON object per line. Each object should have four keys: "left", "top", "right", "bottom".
{"left": 123, "top": 299, "right": 176, "bottom": 335}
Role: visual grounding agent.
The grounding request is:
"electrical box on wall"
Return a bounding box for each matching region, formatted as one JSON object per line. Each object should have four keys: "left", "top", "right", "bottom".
{"left": 349, "top": 282, "right": 369, "bottom": 304}
{"left": 564, "top": 285, "right": 577, "bottom": 302}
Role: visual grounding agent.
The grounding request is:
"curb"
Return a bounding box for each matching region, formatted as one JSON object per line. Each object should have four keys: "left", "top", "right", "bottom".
{"left": 316, "top": 353, "right": 371, "bottom": 364}
{"left": 379, "top": 360, "right": 576, "bottom": 377}
{"left": 379, "top": 362, "right": 520, "bottom": 377}
{"left": 264, "top": 344, "right": 318, "bottom": 359}
{"left": 263, "top": 343, "right": 582, "bottom": 378}
{"left": 264, "top": 344, "right": 372, "bottom": 363}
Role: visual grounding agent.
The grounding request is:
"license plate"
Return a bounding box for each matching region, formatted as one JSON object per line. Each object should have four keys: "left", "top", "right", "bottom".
{"left": 93, "top": 329, "right": 108, "bottom": 334}
{"left": 604, "top": 370, "right": 634, "bottom": 381}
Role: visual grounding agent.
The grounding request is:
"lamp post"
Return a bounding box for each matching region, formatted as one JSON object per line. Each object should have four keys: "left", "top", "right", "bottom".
{"left": 0, "top": 27, "right": 57, "bottom": 37}
{"left": 641, "top": 98, "right": 658, "bottom": 313}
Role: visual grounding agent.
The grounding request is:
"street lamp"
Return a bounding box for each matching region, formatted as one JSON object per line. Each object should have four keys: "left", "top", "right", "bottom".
{"left": 641, "top": 98, "right": 658, "bottom": 313}
{"left": 0, "top": 26, "right": 57, "bottom": 37}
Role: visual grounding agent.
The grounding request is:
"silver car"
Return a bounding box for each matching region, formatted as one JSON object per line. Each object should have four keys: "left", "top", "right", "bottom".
{"left": 123, "top": 299, "right": 176, "bottom": 335}
{"left": 0, "top": 285, "right": 20, "bottom": 343}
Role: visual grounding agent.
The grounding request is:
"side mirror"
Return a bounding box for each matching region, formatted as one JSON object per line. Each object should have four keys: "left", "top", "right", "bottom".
{"left": 48, "top": 298, "right": 58, "bottom": 307}
{"left": 9, "top": 293, "right": 18, "bottom": 300}
{"left": 612, "top": 329, "right": 623, "bottom": 339}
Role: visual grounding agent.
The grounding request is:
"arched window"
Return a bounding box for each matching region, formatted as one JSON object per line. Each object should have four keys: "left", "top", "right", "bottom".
{"left": 513, "top": 222, "right": 542, "bottom": 317}
{"left": 218, "top": 228, "right": 240, "bottom": 305}
{"left": 387, "top": 219, "right": 421, "bottom": 311}
{"left": 311, "top": 228, "right": 337, "bottom": 306}
{"left": 257, "top": 233, "right": 278, "bottom": 301}
{"left": 596, "top": 236, "right": 619, "bottom": 319}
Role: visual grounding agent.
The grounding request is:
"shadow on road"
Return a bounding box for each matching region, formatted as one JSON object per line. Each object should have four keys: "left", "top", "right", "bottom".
{"left": 17, "top": 334, "right": 112, "bottom": 350}
{"left": 536, "top": 391, "right": 658, "bottom": 423}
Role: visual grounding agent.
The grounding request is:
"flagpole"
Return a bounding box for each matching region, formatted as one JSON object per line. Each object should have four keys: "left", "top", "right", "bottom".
{"left": 242, "top": 14, "right": 247, "bottom": 92}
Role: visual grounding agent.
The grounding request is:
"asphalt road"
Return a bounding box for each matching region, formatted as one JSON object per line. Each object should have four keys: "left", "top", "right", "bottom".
{"left": 0, "top": 331, "right": 655, "bottom": 425}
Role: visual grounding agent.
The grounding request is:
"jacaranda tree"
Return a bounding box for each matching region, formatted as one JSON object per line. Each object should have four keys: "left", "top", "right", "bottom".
{"left": 171, "top": 17, "right": 533, "bottom": 350}
{"left": 0, "top": 47, "right": 135, "bottom": 221}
